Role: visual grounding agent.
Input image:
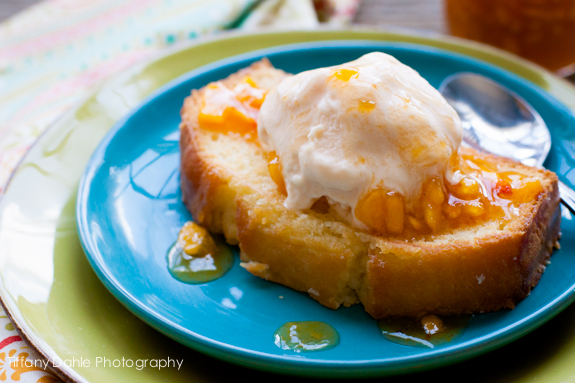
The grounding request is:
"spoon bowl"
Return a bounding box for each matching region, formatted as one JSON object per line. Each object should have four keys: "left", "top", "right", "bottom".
{"left": 439, "top": 73, "right": 551, "bottom": 167}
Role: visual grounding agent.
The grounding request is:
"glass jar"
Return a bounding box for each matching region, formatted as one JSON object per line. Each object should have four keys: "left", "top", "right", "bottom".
{"left": 446, "top": 0, "right": 575, "bottom": 71}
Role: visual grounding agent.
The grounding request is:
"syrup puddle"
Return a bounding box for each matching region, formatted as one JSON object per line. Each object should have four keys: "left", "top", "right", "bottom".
{"left": 378, "top": 315, "right": 472, "bottom": 348}
{"left": 167, "top": 221, "right": 233, "bottom": 284}
{"left": 274, "top": 321, "right": 339, "bottom": 353}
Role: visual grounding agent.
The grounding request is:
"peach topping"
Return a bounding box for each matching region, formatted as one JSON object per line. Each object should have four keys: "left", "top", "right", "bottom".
{"left": 354, "top": 154, "right": 543, "bottom": 237}
{"left": 267, "top": 151, "right": 287, "bottom": 196}
{"left": 198, "top": 77, "right": 265, "bottom": 137}
{"left": 178, "top": 221, "right": 216, "bottom": 257}
{"left": 358, "top": 99, "right": 376, "bottom": 112}
{"left": 333, "top": 68, "right": 359, "bottom": 81}
{"left": 421, "top": 315, "right": 445, "bottom": 335}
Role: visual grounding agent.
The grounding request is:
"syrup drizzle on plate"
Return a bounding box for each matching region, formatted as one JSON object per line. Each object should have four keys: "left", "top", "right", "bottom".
{"left": 167, "top": 221, "right": 233, "bottom": 284}
{"left": 274, "top": 321, "right": 340, "bottom": 353}
{"left": 378, "top": 315, "right": 472, "bottom": 348}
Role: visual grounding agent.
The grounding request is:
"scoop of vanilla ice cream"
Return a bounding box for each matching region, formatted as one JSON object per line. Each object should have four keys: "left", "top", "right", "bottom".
{"left": 257, "top": 52, "right": 462, "bottom": 218}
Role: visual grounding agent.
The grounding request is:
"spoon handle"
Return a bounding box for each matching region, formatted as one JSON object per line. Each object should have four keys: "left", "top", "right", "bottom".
{"left": 559, "top": 180, "right": 575, "bottom": 215}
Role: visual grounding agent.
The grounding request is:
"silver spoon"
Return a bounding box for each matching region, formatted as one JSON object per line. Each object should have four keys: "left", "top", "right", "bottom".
{"left": 439, "top": 73, "right": 575, "bottom": 214}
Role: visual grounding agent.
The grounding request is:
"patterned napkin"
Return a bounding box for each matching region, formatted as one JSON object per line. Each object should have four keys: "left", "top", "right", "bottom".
{"left": 0, "top": 0, "right": 360, "bottom": 381}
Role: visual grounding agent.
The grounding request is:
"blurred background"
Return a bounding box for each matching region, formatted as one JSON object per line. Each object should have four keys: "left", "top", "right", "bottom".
{"left": 2, "top": 0, "right": 574, "bottom": 72}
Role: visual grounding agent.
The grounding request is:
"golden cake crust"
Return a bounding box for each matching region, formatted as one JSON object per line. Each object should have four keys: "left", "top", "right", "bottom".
{"left": 179, "top": 59, "right": 561, "bottom": 318}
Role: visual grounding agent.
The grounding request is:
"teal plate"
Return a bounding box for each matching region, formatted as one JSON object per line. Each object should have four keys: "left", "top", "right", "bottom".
{"left": 76, "top": 41, "right": 575, "bottom": 378}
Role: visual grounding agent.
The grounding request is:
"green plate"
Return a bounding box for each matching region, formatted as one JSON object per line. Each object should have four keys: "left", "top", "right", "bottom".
{"left": 2, "top": 29, "right": 575, "bottom": 383}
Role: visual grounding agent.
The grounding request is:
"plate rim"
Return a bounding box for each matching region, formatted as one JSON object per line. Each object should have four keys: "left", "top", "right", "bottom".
{"left": 0, "top": 27, "right": 574, "bottom": 382}
{"left": 76, "top": 40, "right": 575, "bottom": 377}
